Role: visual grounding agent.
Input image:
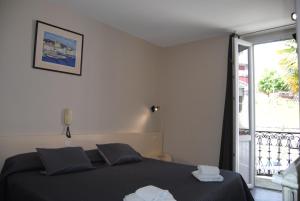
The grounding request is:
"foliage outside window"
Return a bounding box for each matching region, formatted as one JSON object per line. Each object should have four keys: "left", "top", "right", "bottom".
{"left": 277, "top": 40, "right": 298, "bottom": 94}
{"left": 258, "top": 70, "right": 289, "bottom": 96}
{"left": 258, "top": 39, "right": 298, "bottom": 96}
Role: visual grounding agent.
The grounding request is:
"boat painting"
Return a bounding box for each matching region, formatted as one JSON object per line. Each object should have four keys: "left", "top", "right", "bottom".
{"left": 42, "top": 31, "right": 77, "bottom": 68}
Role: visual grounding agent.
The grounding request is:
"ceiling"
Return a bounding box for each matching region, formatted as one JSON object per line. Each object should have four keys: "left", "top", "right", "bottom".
{"left": 49, "top": 0, "right": 296, "bottom": 47}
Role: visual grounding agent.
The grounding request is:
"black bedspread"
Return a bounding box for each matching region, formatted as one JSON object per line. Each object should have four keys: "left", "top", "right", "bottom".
{"left": 1, "top": 159, "right": 254, "bottom": 201}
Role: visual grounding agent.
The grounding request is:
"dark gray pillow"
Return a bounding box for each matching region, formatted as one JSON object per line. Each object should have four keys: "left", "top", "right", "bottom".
{"left": 36, "top": 147, "right": 94, "bottom": 176}
{"left": 96, "top": 143, "right": 142, "bottom": 166}
{"left": 85, "top": 149, "right": 104, "bottom": 163}
{"left": 1, "top": 152, "right": 44, "bottom": 175}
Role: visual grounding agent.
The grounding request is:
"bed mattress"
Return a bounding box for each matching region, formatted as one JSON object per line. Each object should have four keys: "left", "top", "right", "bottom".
{"left": 2, "top": 159, "right": 253, "bottom": 201}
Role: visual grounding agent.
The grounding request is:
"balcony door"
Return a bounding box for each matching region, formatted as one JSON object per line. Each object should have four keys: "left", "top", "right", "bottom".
{"left": 233, "top": 38, "right": 255, "bottom": 188}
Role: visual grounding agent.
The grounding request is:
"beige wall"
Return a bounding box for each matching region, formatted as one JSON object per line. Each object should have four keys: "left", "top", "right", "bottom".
{"left": 0, "top": 0, "right": 230, "bottom": 165}
{"left": 160, "top": 36, "right": 229, "bottom": 165}
{"left": 0, "top": 0, "right": 162, "bottom": 136}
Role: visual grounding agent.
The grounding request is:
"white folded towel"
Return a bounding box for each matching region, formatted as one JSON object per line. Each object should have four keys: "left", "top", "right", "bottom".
{"left": 197, "top": 165, "right": 220, "bottom": 175}
{"left": 124, "top": 193, "right": 144, "bottom": 201}
{"left": 124, "top": 185, "right": 176, "bottom": 201}
{"left": 136, "top": 185, "right": 176, "bottom": 201}
{"left": 192, "top": 170, "right": 224, "bottom": 182}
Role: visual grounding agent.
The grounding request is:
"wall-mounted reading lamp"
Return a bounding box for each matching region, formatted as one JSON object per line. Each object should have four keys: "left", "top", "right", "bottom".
{"left": 291, "top": 12, "right": 297, "bottom": 21}
{"left": 64, "top": 108, "right": 72, "bottom": 138}
{"left": 151, "top": 105, "right": 160, "bottom": 112}
{"left": 291, "top": 12, "right": 297, "bottom": 43}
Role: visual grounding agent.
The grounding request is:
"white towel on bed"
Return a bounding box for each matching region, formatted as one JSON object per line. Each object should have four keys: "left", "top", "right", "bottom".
{"left": 124, "top": 185, "right": 176, "bottom": 201}
{"left": 192, "top": 170, "right": 224, "bottom": 182}
{"left": 124, "top": 193, "right": 143, "bottom": 201}
{"left": 197, "top": 165, "right": 220, "bottom": 175}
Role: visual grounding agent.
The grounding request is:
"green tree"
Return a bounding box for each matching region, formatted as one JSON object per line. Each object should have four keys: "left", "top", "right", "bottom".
{"left": 258, "top": 70, "right": 289, "bottom": 96}
{"left": 277, "top": 40, "right": 298, "bottom": 94}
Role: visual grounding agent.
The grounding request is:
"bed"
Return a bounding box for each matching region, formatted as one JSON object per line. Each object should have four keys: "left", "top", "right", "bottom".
{"left": 0, "top": 154, "right": 253, "bottom": 201}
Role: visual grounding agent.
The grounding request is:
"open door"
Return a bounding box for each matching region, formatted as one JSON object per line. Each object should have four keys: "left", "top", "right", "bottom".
{"left": 233, "top": 38, "right": 255, "bottom": 188}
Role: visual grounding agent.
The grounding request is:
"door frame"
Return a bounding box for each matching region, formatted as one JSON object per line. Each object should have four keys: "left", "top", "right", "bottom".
{"left": 232, "top": 37, "right": 256, "bottom": 188}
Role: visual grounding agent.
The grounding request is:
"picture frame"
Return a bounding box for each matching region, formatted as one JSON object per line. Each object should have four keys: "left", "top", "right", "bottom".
{"left": 33, "top": 21, "right": 84, "bottom": 76}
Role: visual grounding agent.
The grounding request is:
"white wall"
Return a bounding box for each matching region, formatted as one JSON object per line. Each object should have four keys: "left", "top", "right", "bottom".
{"left": 0, "top": 0, "right": 162, "bottom": 136}
{"left": 160, "top": 36, "right": 229, "bottom": 165}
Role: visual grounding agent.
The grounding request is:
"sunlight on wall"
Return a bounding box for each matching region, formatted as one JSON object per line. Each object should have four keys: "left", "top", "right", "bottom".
{"left": 131, "top": 106, "right": 151, "bottom": 133}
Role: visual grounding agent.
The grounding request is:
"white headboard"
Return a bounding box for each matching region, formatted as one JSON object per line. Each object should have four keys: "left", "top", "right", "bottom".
{"left": 0, "top": 132, "right": 162, "bottom": 169}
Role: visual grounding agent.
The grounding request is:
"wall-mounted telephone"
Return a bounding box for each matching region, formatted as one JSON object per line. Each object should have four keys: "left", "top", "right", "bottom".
{"left": 64, "top": 108, "right": 72, "bottom": 138}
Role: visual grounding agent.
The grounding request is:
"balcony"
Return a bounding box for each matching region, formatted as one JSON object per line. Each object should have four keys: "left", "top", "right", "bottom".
{"left": 255, "top": 130, "right": 300, "bottom": 190}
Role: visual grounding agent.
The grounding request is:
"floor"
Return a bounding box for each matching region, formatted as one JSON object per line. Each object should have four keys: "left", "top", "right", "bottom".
{"left": 251, "top": 188, "right": 282, "bottom": 201}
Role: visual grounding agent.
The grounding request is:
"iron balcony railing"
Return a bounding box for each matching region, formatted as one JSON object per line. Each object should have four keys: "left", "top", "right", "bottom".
{"left": 255, "top": 130, "right": 300, "bottom": 176}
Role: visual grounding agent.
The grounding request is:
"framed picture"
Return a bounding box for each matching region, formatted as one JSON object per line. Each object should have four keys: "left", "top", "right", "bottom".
{"left": 33, "top": 21, "right": 84, "bottom": 76}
